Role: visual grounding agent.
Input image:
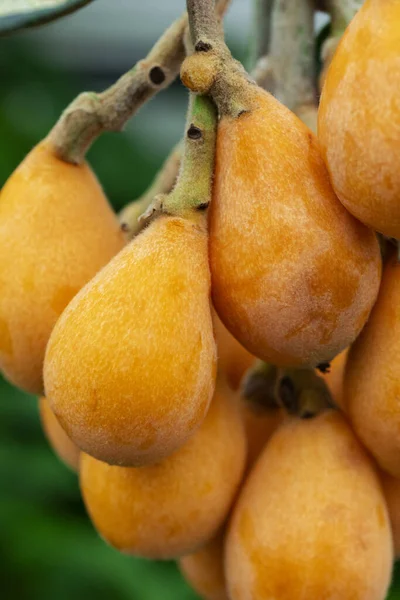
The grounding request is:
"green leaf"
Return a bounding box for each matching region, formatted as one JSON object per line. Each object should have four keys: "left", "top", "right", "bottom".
{"left": 0, "top": 0, "right": 96, "bottom": 36}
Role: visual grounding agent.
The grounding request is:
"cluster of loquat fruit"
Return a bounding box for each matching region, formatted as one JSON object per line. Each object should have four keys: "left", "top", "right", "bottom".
{"left": 0, "top": 0, "right": 399, "bottom": 599}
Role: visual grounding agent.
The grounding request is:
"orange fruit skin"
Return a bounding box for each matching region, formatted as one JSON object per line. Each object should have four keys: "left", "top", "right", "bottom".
{"left": 210, "top": 89, "right": 381, "bottom": 368}
{"left": 177, "top": 397, "right": 282, "bottom": 600}
{"left": 381, "top": 472, "right": 400, "bottom": 559}
{"left": 226, "top": 411, "right": 393, "bottom": 600}
{"left": 39, "top": 396, "right": 80, "bottom": 472}
{"left": 345, "top": 253, "right": 400, "bottom": 477}
{"left": 0, "top": 141, "right": 125, "bottom": 395}
{"left": 179, "top": 530, "right": 228, "bottom": 600}
{"left": 44, "top": 215, "right": 217, "bottom": 467}
{"left": 213, "top": 313, "right": 255, "bottom": 390}
{"left": 320, "top": 349, "right": 348, "bottom": 410}
{"left": 79, "top": 380, "right": 246, "bottom": 560}
{"left": 318, "top": 0, "right": 400, "bottom": 238}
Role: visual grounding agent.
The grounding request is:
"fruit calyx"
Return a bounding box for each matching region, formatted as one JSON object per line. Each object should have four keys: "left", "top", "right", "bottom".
{"left": 275, "top": 367, "right": 334, "bottom": 419}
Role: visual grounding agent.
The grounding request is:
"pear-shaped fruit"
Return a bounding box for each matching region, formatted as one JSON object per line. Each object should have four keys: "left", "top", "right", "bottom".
{"left": 39, "top": 396, "right": 80, "bottom": 472}
{"left": 318, "top": 0, "right": 400, "bottom": 238}
{"left": 179, "top": 530, "right": 228, "bottom": 600}
{"left": 80, "top": 379, "right": 246, "bottom": 559}
{"left": 226, "top": 410, "right": 393, "bottom": 600}
{"left": 44, "top": 214, "right": 217, "bottom": 467}
{"left": 0, "top": 141, "right": 125, "bottom": 394}
{"left": 210, "top": 88, "right": 381, "bottom": 368}
{"left": 345, "top": 252, "right": 400, "bottom": 477}
{"left": 381, "top": 472, "right": 400, "bottom": 559}
{"left": 213, "top": 312, "right": 255, "bottom": 390}
{"left": 320, "top": 349, "right": 348, "bottom": 410}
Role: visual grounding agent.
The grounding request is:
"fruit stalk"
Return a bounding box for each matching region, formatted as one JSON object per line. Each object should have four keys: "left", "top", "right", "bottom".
{"left": 47, "top": 0, "right": 230, "bottom": 165}
{"left": 183, "top": 0, "right": 272, "bottom": 116}
{"left": 151, "top": 93, "right": 217, "bottom": 217}
{"left": 267, "top": 0, "right": 316, "bottom": 113}
{"left": 119, "top": 53, "right": 274, "bottom": 236}
{"left": 47, "top": 14, "right": 187, "bottom": 165}
{"left": 186, "top": 0, "right": 224, "bottom": 46}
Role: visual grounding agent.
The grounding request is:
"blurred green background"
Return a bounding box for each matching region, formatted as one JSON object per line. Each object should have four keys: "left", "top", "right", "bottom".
{"left": 1, "top": 2, "right": 400, "bottom": 599}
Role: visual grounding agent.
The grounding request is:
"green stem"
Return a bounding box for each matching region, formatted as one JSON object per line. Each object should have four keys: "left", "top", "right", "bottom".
{"left": 161, "top": 94, "right": 217, "bottom": 216}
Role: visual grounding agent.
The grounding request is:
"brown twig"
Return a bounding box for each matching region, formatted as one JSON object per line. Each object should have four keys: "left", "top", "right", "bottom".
{"left": 47, "top": 15, "right": 186, "bottom": 165}
{"left": 47, "top": 0, "right": 232, "bottom": 165}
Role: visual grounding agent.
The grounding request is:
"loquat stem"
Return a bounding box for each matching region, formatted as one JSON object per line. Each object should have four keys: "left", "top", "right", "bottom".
{"left": 251, "top": 0, "right": 318, "bottom": 129}
{"left": 47, "top": 0, "right": 231, "bottom": 165}
{"left": 140, "top": 93, "right": 217, "bottom": 222}
{"left": 184, "top": 0, "right": 258, "bottom": 116}
{"left": 161, "top": 94, "right": 217, "bottom": 216}
{"left": 267, "top": 0, "right": 316, "bottom": 112}
{"left": 120, "top": 55, "right": 274, "bottom": 238}
{"left": 187, "top": 0, "right": 224, "bottom": 47}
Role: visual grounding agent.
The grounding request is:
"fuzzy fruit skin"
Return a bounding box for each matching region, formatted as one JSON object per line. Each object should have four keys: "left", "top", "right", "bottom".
{"left": 0, "top": 141, "right": 125, "bottom": 395}
{"left": 80, "top": 380, "right": 246, "bottom": 559}
{"left": 210, "top": 88, "right": 381, "bottom": 368}
{"left": 226, "top": 410, "right": 392, "bottom": 600}
{"left": 381, "top": 472, "right": 400, "bottom": 559}
{"left": 178, "top": 397, "right": 282, "bottom": 600}
{"left": 345, "top": 254, "right": 400, "bottom": 477}
{"left": 320, "top": 349, "right": 348, "bottom": 410}
{"left": 318, "top": 0, "right": 400, "bottom": 238}
{"left": 39, "top": 396, "right": 80, "bottom": 472}
{"left": 213, "top": 313, "right": 255, "bottom": 390}
{"left": 179, "top": 530, "right": 228, "bottom": 600}
{"left": 44, "top": 215, "right": 217, "bottom": 467}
